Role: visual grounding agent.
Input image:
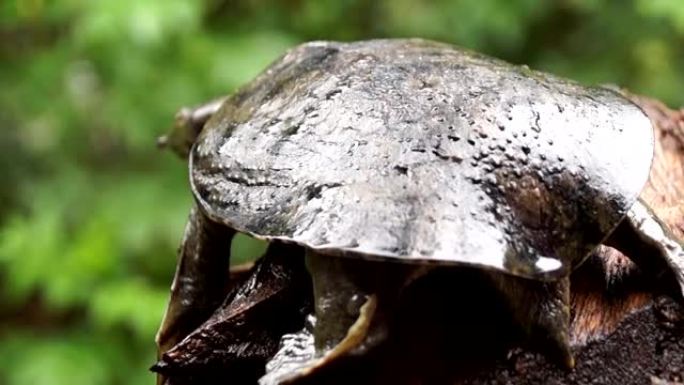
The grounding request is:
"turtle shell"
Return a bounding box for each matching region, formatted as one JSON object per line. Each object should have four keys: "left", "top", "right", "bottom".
{"left": 191, "top": 39, "right": 653, "bottom": 280}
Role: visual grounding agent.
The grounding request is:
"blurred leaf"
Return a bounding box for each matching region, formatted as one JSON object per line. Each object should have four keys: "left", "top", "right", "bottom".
{"left": 72, "top": 0, "right": 202, "bottom": 49}
{"left": 0, "top": 334, "right": 111, "bottom": 385}
{"left": 89, "top": 279, "right": 168, "bottom": 339}
{"left": 231, "top": 233, "right": 268, "bottom": 264}
{"left": 637, "top": 0, "right": 684, "bottom": 34}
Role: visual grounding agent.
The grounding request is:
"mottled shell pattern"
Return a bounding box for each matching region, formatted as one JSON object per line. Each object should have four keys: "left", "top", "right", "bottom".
{"left": 191, "top": 39, "right": 653, "bottom": 280}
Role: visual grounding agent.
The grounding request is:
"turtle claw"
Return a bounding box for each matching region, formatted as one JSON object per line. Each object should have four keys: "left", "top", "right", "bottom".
{"left": 149, "top": 360, "right": 169, "bottom": 374}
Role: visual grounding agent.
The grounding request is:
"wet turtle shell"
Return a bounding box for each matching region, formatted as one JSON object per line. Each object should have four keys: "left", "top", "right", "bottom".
{"left": 190, "top": 38, "right": 653, "bottom": 280}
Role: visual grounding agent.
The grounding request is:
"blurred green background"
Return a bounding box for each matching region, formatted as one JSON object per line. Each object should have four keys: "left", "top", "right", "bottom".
{"left": 0, "top": 0, "right": 683, "bottom": 384}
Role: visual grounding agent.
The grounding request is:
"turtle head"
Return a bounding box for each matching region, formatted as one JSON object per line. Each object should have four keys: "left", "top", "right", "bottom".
{"left": 158, "top": 97, "right": 227, "bottom": 159}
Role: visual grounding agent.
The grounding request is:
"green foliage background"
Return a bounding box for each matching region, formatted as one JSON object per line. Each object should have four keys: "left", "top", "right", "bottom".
{"left": 0, "top": 1, "right": 683, "bottom": 384}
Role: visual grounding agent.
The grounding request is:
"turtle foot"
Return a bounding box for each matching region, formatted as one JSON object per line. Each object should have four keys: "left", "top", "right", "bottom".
{"left": 259, "top": 295, "right": 377, "bottom": 385}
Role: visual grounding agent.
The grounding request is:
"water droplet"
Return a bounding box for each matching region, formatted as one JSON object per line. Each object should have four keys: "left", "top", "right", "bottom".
{"left": 535, "top": 257, "right": 562, "bottom": 272}
{"left": 475, "top": 151, "right": 489, "bottom": 160}
{"left": 521, "top": 146, "right": 531, "bottom": 155}
{"left": 394, "top": 165, "right": 409, "bottom": 175}
{"left": 347, "top": 294, "right": 367, "bottom": 315}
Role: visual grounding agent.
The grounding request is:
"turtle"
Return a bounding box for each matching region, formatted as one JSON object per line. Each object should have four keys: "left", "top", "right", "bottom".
{"left": 154, "top": 39, "right": 684, "bottom": 383}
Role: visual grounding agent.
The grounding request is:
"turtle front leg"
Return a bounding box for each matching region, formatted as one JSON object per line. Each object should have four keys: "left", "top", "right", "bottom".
{"left": 486, "top": 272, "right": 574, "bottom": 368}
{"left": 605, "top": 197, "right": 684, "bottom": 299}
{"left": 156, "top": 205, "right": 235, "bottom": 354}
{"left": 260, "top": 252, "right": 424, "bottom": 384}
{"left": 306, "top": 252, "right": 386, "bottom": 354}
{"left": 306, "top": 251, "right": 430, "bottom": 355}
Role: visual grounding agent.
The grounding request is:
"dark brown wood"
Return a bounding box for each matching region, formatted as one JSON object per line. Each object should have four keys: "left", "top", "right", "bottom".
{"left": 153, "top": 244, "right": 312, "bottom": 385}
